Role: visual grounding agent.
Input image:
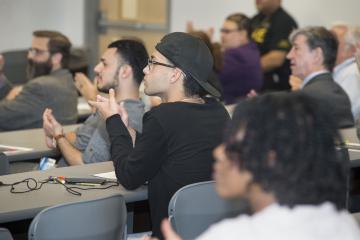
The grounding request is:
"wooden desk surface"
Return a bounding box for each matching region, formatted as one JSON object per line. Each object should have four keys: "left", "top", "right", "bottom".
{"left": 0, "top": 124, "right": 79, "bottom": 162}
{"left": 0, "top": 161, "right": 147, "bottom": 223}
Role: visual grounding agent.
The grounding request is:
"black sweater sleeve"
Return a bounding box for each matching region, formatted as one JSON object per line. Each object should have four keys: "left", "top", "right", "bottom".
{"left": 106, "top": 112, "right": 167, "bottom": 190}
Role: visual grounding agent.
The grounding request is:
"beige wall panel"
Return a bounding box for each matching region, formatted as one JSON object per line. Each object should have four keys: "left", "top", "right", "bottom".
{"left": 137, "top": 0, "right": 167, "bottom": 24}
{"left": 100, "top": 0, "right": 121, "bottom": 20}
{"left": 99, "top": 30, "right": 166, "bottom": 58}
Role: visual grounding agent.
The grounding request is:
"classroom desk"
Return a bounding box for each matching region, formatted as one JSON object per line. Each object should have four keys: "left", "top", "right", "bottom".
{"left": 339, "top": 128, "right": 360, "bottom": 167}
{"left": 0, "top": 125, "right": 79, "bottom": 163}
{"left": 341, "top": 127, "right": 360, "bottom": 147}
{"left": 349, "top": 149, "right": 360, "bottom": 168}
{"left": 0, "top": 161, "right": 148, "bottom": 224}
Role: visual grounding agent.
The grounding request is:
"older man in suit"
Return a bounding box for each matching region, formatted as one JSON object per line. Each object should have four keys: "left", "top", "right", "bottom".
{"left": 0, "top": 30, "right": 78, "bottom": 131}
{"left": 287, "top": 26, "right": 354, "bottom": 128}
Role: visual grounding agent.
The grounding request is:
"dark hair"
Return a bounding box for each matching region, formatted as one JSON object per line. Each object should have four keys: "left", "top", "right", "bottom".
{"left": 188, "top": 31, "right": 223, "bottom": 72}
{"left": 226, "top": 13, "right": 251, "bottom": 37}
{"left": 290, "top": 26, "right": 338, "bottom": 71}
{"left": 33, "top": 30, "right": 72, "bottom": 68}
{"left": 183, "top": 74, "right": 207, "bottom": 97}
{"left": 108, "top": 39, "right": 149, "bottom": 86}
{"left": 225, "top": 92, "right": 347, "bottom": 209}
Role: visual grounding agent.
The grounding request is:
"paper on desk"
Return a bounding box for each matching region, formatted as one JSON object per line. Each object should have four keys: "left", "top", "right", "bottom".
{"left": 93, "top": 171, "right": 117, "bottom": 180}
{"left": 0, "top": 144, "right": 33, "bottom": 155}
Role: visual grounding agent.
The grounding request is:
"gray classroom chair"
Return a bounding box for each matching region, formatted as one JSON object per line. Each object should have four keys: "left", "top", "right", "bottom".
{"left": 0, "top": 228, "right": 14, "bottom": 240}
{"left": 353, "top": 212, "right": 360, "bottom": 227}
{"left": 168, "top": 180, "right": 250, "bottom": 239}
{"left": 2, "top": 49, "right": 28, "bottom": 85}
{"left": 28, "top": 194, "right": 127, "bottom": 240}
{"left": 0, "top": 152, "right": 10, "bottom": 175}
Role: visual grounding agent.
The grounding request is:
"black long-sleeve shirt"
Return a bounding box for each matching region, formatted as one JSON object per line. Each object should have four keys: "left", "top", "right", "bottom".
{"left": 106, "top": 98, "right": 230, "bottom": 238}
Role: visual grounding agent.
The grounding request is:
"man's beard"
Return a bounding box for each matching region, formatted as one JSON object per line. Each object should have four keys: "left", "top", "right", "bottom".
{"left": 26, "top": 59, "right": 53, "bottom": 79}
{"left": 97, "top": 74, "right": 119, "bottom": 93}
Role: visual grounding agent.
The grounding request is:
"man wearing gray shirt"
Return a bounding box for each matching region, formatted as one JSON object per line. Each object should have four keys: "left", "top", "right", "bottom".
{"left": 42, "top": 39, "right": 148, "bottom": 166}
{"left": 0, "top": 30, "right": 78, "bottom": 130}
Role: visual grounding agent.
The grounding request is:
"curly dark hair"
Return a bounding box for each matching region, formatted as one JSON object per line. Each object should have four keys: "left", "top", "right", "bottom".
{"left": 224, "top": 91, "right": 347, "bottom": 209}
{"left": 108, "top": 39, "right": 149, "bottom": 86}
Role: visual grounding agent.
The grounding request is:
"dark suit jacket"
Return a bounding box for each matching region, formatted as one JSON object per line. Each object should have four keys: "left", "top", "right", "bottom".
{"left": 0, "top": 69, "right": 78, "bottom": 131}
{"left": 303, "top": 72, "right": 354, "bottom": 128}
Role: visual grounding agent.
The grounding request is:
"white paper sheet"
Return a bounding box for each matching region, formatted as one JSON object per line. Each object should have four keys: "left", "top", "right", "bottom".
{"left": 93, "top": 171, "right": 117, "bottom": 180}
{"left": 0, "top": 144, "right": 33, "bottom": 155}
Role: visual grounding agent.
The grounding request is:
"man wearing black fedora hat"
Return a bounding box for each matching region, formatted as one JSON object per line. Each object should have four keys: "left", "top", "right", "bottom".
{"left": 90, "top": 32, "right": 230, "bottom": 238}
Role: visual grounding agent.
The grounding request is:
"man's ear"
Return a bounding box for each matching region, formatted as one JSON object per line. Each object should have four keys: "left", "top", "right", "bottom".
{"left": 51, "top": 53, "right": 63, "bottom": 66}
{"left": 169, "top": 68, "right": 183, "bottom": 84}
{"left": 118, "top": 64, "right": 132, "bottom": 79}
{"left": 313, "top": 47, "right": 324, "bottom": 65}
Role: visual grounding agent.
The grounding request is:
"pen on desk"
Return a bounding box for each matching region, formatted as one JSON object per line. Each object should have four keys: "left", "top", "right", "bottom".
{"left": 75, "top": 183, "right": 102, "bottom": 187}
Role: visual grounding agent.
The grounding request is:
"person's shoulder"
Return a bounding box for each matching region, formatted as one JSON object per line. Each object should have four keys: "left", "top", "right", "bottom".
{"left": 197, "top": 214, "right": 252, "bottom": 239}
{"left": 147, "top": 102, "right": 179, "bottom": 115}
{"left": 273, "top": 7, "right": 297, "bottom": 25}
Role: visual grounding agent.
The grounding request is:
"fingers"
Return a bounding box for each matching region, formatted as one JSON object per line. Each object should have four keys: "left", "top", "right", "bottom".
{"left": 247, "top": 89, "right": 258, "bottom": 98}
{"left": 161, "top": 219, "right": 181, "bottom": 240}
{"left": 118, "top": 102, "right": 129, "bottom": 127}
{"left": 109, "top": 88, "right": 116, "bottom": 102}
{"left": 88, "top": 100, "right": 99, "bottom": 108}
{"left": 96, "top": 94, "right": 109, "bottom": 102}
{"left": 186, "top": 21, "right": 194, "bottom": 33}
{"left": 88, "top": 89, "right": 119, "bottom": 120}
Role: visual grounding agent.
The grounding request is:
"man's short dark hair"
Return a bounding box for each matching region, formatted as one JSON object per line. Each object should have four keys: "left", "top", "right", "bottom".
{"left": 226, "top": 13, "right": 251, "bottom": 37}
{"left": 183, "top": 73, "right": 207, "bottom": 97}
{"left": 33, "top": 30, "right": 72, "bottom": 68}
{"left": 290, "top": 26, "right": 338, "bottom": 71}
{"left": 108, "top": 39, "right": 148, "bottom": 86}
{"left": 224, "top": 92, "right": 347, "bottom": 209}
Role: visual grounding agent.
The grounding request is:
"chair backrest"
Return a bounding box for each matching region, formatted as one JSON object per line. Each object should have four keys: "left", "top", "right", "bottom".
{"left": 0, "top": 228, "right": 14, "bottom": 240}
{"left": 2, "top": 49, "right": 28, "bottom": 85}
{"left": 28, "top": 194, "right": 127, "bottom": 240}
{"left": 336, "top": 146, "right": 350, "bottom": 209}
{"left": 0, "top": 152, "right": 10, "bottom": 176}
{"left": 168, "top": 181, "right": 250, "bottom": 239}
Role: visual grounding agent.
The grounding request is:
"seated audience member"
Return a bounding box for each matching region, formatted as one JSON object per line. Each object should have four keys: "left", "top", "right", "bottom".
{"left": 331, "top": 23, "right": 360, "bottom": 121}
{"left": 152, "top": 92, "right": 360, "bottom": 240}
{"left": 42, "top": 39, "right": 147, "bottom": 166}
{"left": 0, "top": 30, "right": 78, "bottom": 130}
{"left": 250, "top": 0, "right": 297, "bottom": 91}
{"left": 287, "top": 26, "right": 354, "bottom": 128}
{"left": 90, "top": 32, "right": 230, "bottom": 239}
{"left": 219, "top": 13, "right": 263, "bottom": 104}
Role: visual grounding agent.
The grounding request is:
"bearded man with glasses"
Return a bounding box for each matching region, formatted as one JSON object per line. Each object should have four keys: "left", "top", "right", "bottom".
{"left": 0, "top": 30, "right": 78, "bottom": 130}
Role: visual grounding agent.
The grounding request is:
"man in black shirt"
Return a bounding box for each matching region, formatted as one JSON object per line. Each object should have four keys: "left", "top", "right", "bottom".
{"left": 90, "top": 32, "right": 230, "bottom": 239}
{"left": 250, "top": 0, "right": 297, "bottom": 91}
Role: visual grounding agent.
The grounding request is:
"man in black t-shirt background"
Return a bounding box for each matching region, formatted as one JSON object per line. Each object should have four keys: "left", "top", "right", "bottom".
{"left": 250, "top": 0, "right": 298, "bottom": 91}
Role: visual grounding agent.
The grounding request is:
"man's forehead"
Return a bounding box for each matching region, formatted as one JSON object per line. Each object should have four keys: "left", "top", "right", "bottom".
{"left": 293, "top": 34, "right": 307, "bottom": 45}
{"left": 151, "top": 50, "right": 167, "bottom": 61}
{"left": 102, "top": 48, "right": 118, "bottom": 61}
{"left": 31, "top": 37, "right": 49, "bottom": 49}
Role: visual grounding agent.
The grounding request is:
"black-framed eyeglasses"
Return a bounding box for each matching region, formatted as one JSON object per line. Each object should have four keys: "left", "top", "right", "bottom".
{"left": 147, "top": 58, "right": 175, "bottom": 71}
{"left": 28, "top": 48, "right": 50, "bottom": 56}
{"left": 220, "top": 28, "right": 240, "bottom": 34}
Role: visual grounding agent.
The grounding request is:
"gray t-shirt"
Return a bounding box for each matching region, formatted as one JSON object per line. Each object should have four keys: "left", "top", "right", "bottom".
{"left": 57, "top": 99, "right": 144, "bottom": 167}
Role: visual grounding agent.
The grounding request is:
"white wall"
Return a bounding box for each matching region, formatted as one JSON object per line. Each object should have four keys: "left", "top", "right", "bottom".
{"left": 0, "top": 0, "right": 85, "bottom": 52}
{"left": 2, "top": 0, "right": 359, "bottom": 52}
{"left": 171, "top": 0, "right": 360, "bottom": 41}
